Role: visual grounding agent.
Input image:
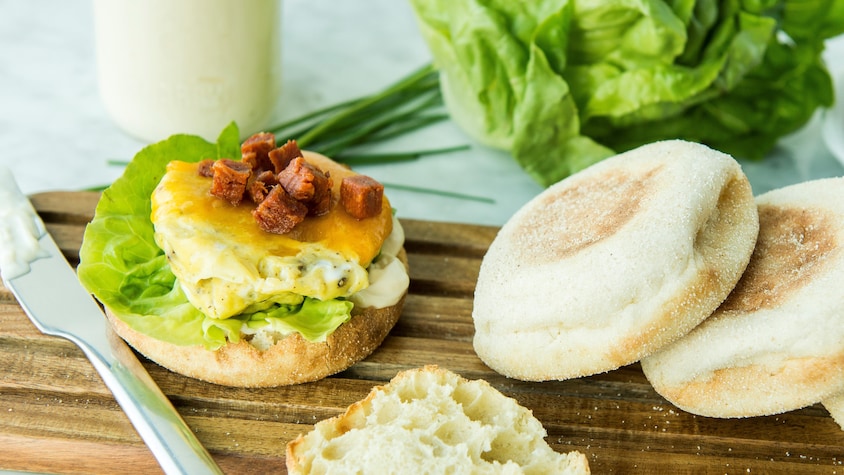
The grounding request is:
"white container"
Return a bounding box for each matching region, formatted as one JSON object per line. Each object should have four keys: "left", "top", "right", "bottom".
{"left": 93, "top": 0, "right": 281, "bottom": 143}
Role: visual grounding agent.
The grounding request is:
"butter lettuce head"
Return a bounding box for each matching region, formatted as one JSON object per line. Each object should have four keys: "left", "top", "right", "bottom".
{"left": 77, "top": 123, "right": 353, "bottom": 350}
{"left": 409, "top": 0, "right": 844, "bottom": 186}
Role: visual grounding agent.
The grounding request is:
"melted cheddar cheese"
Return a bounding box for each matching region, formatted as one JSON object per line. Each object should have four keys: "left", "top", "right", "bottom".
{"left": 151, "top": 152, "right": 393, "bottom": 320}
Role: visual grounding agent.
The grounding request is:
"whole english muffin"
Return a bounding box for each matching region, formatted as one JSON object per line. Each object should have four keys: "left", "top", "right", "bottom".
{"left": 641, "top": 177, "right": 844, "bottom": 419}
{"left": 472, "top": 140, "right": 759, "bottom": 381}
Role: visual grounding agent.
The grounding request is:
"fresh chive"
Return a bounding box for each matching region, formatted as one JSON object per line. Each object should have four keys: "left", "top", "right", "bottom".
{"left": 337, "top": 145, "right": 471, "bottom": 164}
{"left": 364, "top": 114, "right": 450, "bottom": 143}
{"left": 280, "top": 64, "right": 442, "bottom": 152}
{"left": 264, "top": 96, "right": 362, "bottom": 134}
{"left": 381, "top": 182, "right": 495, "bottom": 204}
{"left": 314, "top": 90, "right": 444, "bottom": 157}
{"left": 333, "top": 154, "right": 419, "bottom": 166}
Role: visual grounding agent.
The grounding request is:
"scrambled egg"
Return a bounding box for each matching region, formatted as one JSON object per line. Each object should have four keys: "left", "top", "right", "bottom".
{"left": 151, "top": 158, "right": 394, "bottom": 320}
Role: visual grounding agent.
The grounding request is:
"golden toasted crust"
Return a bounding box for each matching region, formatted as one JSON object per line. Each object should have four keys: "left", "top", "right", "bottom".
{"left": 641, "top": 178, "right": 844, "bottom": 418}
{"left": 106, "top": 250, "right": 407, "bottom": 388}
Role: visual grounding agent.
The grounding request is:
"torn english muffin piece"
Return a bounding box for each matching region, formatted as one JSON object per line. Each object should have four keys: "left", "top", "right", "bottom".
{"left": 286, "top": 366, "right": 591, "bottom": 474}
{"left": 79, "top": 131, "right": 409, "bottom": 387}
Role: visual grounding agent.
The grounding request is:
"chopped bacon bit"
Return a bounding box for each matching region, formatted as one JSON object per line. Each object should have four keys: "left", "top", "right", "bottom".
{"left": 197, "top": 159, "right": 216, "bottom": 177}
{"left": 210, "top": 159, "right": 252, "bottom": 206}
{"left": 268, "top": 140, "right": 304, "bottom": 174}
{"left": 241, "top": 151, "right": 259, "bottom": 171}
{"left": 199, "top": 138, "right": 369, "bottom": 233}
{"left": 278, "top": 156, "right": 335, "bottom": 217}
{"left": 308, "top": 172, "right": 333, "bottom": 217}
{"left": 247, "top": 170, "right": 278, "bottom": 204}
{"left": 252, "top": 186, "right": 308, "bottom": 234}
{"left": 278, "top": 156, "right": 318, "bottom": 201}
{"left": 241, "top": 132, "right": 276, "bottom": 171}
{"left": 341, "top": 175, "right": 384, "bottom": 219}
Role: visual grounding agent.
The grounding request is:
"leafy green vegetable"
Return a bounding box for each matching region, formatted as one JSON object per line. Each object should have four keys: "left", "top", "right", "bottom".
{"left": 77, "top": 123, "right": 353, "bottom": 350}
{"left": 409, "top": 0, "right": 844, "bottom": 186}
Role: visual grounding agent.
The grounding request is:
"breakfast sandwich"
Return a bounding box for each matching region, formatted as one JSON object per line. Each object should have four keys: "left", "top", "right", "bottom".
{"left": 78, "top": 124, "right": 409, "bottom": 387}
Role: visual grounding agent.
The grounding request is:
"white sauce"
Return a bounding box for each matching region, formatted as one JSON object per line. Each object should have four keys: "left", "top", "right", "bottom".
{"left": 241, "top": 216, "right": 409, "bottom": 346}
{"left": 0, "top": 167, "right": 47, "bottom": 280}
{"left": 379, "top": 214, "right": 406, "bottom": 259}
{"left": 351, "top": 217, "right": 410, "bottom": 309}
{"left": 93, "top": 0, "right": 282, "bottom": 142}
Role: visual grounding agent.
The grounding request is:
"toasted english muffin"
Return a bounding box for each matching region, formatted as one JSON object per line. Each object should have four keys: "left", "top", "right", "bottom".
{"left": 286, "top": 365, "right": 591, "bottom": 474}
{"left": 641, "top": 177, "right": 844, "bottom": 419}
{"left": 472, "top": 140, "right": 759, "bottom": 381}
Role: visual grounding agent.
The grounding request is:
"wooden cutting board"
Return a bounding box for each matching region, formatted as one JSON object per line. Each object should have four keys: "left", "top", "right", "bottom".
{"left": 1, "top": 191, "right": 843, "bottom": 474}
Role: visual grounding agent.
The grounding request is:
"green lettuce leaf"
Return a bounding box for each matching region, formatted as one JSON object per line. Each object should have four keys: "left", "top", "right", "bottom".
{"left": 77, "top": 123, "right": 354, "bottom": 350}
{"left": 409, "top": 0, "right": 843, "bottom": 187}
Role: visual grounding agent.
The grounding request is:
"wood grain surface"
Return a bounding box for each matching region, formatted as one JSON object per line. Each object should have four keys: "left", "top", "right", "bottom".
{"left": 1, "top": 191, "right": 843, "bottom": 474}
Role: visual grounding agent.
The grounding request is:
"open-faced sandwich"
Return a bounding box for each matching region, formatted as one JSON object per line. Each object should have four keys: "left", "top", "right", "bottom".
{"left": 77, "top": 124, "right": 409, "bottom": 387}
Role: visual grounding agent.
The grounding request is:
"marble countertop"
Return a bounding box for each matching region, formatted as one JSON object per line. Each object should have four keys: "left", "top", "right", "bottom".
{"left": 2, "top": 0, "right": 843, "bottom": 227}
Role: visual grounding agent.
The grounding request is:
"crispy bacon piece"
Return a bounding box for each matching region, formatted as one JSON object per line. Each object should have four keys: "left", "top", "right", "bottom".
{"left": 247, "top": 170, "right": 279, "bottom": 204}
{"left": 268, "top": 140, "right": 304, "bottom": 174}
{"left": 241, "top": 151, "right": 258, "bottom": 170}
{"left": 241, "top": 132, "right": 276, "bottom": 171}
{"left": 278, "top": 156, "right": 319, "bottom": 200}
{"left": 252, "top": 186, "right": 308, "bottom": 234}
{"left": 308, "top": 177, "right": 333, "bottom": 217}
{"left": 210, "top": 159, "right": 252, "bottom": 206}
{"left": 341, "top": 174, "right": 384, "bottom": 219}
{"left": 278, "top": 156, "right": 334, "bottom": 216}
{"left": 197, "top": 159, "right": 216, "bottom": 177}
{"left": 201, "top": 138, "right": 361, "bottom": 233}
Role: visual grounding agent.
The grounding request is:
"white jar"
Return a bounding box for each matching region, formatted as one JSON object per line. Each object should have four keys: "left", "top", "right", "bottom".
{"left": 93, "top": 0, "right": 281, "bottom": 143}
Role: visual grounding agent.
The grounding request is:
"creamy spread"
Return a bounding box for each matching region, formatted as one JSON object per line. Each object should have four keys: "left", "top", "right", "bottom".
{"left": 0, "top": 167, "right": 47, "bottom": 280}
{"left": 351, "top": 216, "right": 410, "bottom": 309}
